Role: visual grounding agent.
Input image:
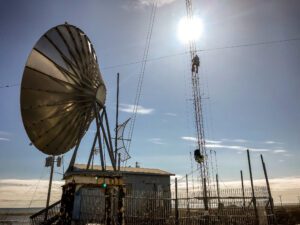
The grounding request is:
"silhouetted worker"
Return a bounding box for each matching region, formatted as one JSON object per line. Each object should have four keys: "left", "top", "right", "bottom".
{"left": 192, "top": 54, "right": 200, "bottom": 73}
{"left": 194, "top": 149, "right": 204, "bottom": 164}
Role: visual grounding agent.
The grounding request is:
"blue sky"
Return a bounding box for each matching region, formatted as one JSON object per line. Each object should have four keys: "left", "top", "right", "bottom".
{"left": 0, "top": 0, "right": 300, "bottom": 186}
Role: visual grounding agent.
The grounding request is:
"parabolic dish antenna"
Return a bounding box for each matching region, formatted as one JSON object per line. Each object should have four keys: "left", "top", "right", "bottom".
{"left": 20, "top": 24, "right": 106, "bottom": 156}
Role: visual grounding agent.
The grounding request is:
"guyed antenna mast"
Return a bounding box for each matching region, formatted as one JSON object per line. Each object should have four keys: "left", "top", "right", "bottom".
{"left": 185, "top": 0, "right": 209, "bottom": 210}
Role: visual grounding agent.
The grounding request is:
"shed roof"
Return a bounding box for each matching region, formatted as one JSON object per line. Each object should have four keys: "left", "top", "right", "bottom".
{"left": 74, "top": 164, "right": 174, "bottom": 176}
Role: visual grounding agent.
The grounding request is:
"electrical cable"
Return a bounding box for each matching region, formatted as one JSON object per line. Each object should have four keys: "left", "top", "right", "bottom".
{"left": 26, "top": 167, "right": 47, "bottom": 209}
{"left": 0, "top": 83, "right": 19, "bottom": 88}
{"left": 102, "top": 36, "right": 300, "bottom": 70}
{"left": 126, "top": 0, "right": 158, "bottom": 160}
{"left": 2, "top": 37, "right": 299, "bottom": 90}
{"left": 170, "top": 165, "right": 201, "bottom": 186}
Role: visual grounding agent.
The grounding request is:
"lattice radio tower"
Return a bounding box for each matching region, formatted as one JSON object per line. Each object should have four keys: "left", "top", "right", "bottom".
{"left": 185, "top": 0, "right": 210, "bottom": 209}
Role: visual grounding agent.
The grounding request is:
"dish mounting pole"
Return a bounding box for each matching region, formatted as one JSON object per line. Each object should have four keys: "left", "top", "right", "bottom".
{"left": 68, "top": 105, "right": 117, "bottom": 172}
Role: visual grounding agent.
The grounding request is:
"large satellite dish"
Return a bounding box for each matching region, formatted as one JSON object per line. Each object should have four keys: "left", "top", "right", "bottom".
{"left": 20, "top": 24, "right": 106, "bottom": 156}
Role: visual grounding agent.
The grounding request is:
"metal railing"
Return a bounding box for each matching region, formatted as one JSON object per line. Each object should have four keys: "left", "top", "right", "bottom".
{"left": 30, "top": 200, "right": 61, "bottom": 225}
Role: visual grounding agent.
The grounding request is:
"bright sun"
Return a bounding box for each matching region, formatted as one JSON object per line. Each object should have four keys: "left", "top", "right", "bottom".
{"left": 177, "top": 17, "right": 204, "bottom": 43}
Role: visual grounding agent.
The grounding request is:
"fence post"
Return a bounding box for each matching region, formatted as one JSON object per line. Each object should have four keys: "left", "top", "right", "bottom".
{"left": 247, "top": 149, "right": 259, "bottom": 225}
{"left": 118, "top": 186, "right": 125, "bottom": 225}
{"left": 118, "top": 153, "right": 121, "bottom": 171}
{"left": 203, "top": 177, "right": 209, "bottom": 211}
{"left": 261, "top": 154, "right": 277, "bottom": 225}
{"left": 105, "top": 188, "right": 112, "bottom": 225}
{"left": 216, "top": 174, "right": 220, "bottom": 208}
{"left": 175, "top": 178, "right": 179, "bottom": 225}
{"left": 203, "top": 177, "right": 209, "bottom": 225}
{"left": 240, "top": 170, "right": 246, "bottom": 208}
{"left": 186, "top": 174, "right": 190, "bottom": 217}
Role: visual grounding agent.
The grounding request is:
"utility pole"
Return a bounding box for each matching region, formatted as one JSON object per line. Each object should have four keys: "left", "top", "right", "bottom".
{"left": 44, "top": 155, "right": 60, "bottom": 221}
{"left": 46, "top": 156, "right": 54, "bottom": 207}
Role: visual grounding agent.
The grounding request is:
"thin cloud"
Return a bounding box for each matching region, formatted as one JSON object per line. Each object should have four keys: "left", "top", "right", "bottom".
{"left": 233, "top": 139, "right": 247, "bottom": 143}
{"left": 0, "top": 131, "right": 11, "bottom": 141}
{"left": 181, "top": 136, "right": 197, "bottom": 142}
{"left": 181, "top": 137, "right": 271, "bottom": 152}
{"left": 164, "top": 112, "right": 177, "bottom": 117}
{"left": 273, "top": 149, "right": 287, "bottom": 154}
{"left": 0, "top": 137, "right": 10, "bottom": 141}
{"left": 265, "top": 140, "right": 283, "bottom": 145}
{"left": 206, "top": 143, "right": 271, "bottom": 152}
{"left": 129, "top": 0, "right": 176, "bottom": 8}
{"left": 221, "top": 138, "right": 248, "bottom": 143}
{"left": 119, "top": 104, "right": 154, "bottom": 115}
{"left": 148, "top": 138, "right": 165, "bottom": 145}
{"left": 181, "top": 136, "right": 221, "bottom": 144}
{"left": 207, "top": 139, "right": 222, "bottom": 144}
{"left": 182, "top": 137, "right": 218, "bottom": 144}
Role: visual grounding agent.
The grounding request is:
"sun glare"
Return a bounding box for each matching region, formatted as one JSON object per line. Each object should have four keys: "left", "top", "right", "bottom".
{"left": 177, "top": 17, "right": 204, "bottom": 43}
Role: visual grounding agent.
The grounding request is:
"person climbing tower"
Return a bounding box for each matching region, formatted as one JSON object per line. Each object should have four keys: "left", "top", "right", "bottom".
{"left": 194, "top": 149, "right": 204, "bottom": 164}
{"left": 192, "top": 54, "right": 200, "bottom": 73}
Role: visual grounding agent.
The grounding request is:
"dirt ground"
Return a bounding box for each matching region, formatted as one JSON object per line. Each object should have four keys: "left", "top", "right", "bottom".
{"left": 275, "top": 205, "right": 300, "bottom": 225}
